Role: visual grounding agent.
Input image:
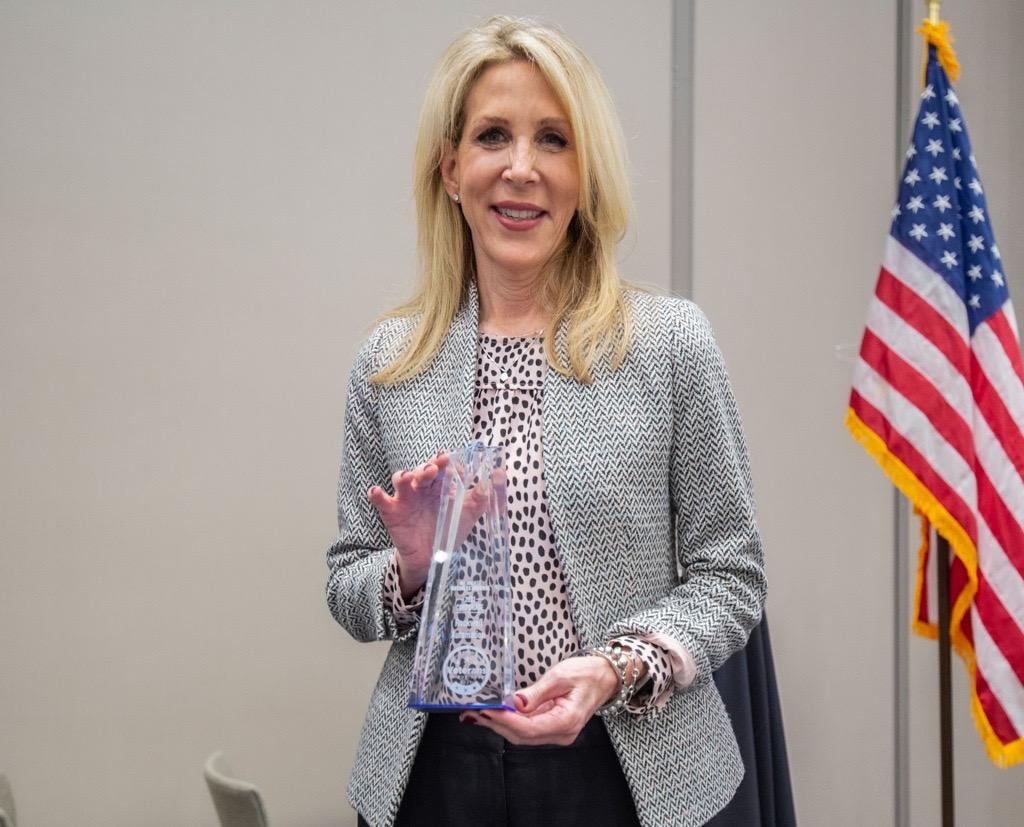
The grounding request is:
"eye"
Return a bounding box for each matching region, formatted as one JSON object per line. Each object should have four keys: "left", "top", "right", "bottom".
{"left": 539, "top": 130, "right": 569, "bottom": 150}
{"left": 475, "top": 126, "right": 508, "bottom": 147}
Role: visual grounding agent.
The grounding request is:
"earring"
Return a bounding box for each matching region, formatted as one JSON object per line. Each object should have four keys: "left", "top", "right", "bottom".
{"left": 452, "top": 193, "right": 460, "bottom": 203}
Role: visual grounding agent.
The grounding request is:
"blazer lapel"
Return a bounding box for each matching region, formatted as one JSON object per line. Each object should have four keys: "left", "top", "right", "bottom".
{"left": 428, "top": 280, "right": 479, "bottom": 454}
{"left": 538, "top": 319, "right": 601, "bottom": 642}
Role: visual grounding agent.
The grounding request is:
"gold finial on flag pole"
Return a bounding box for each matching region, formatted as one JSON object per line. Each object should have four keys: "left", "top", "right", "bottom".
{"left": 919, "top": 0, "right": 960, "bottom": 82}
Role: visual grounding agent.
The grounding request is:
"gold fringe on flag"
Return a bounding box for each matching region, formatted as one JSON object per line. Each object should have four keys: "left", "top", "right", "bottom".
{"left": 845, "top": 408, "right": 1024, "bottom": 768}
{"left": 911, "top": 505, "right": 938, "bottom": 641}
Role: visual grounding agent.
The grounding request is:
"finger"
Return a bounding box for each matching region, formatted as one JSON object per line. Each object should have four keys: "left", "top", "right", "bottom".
{"left": 502, "top": 696, "right": 556, "bottom": 717}
{"left": 515, "top": 672, "right": 566, "bottom": 714}
{"left": 462, "top": 484, "right": 491, "bottom": 522}
{"left": 477, "top": 708, "right": 575, "bottom": 746}
{"left": 459, "top": 712, "right": 519, "bottom": 740}
{"left": 392, "top": 468, "right": 414, "bottom": 494}
{"left": 410, "top": 462, "right": 439, "bottom": 490}
{"left": 469, "top": 711, "right": 531, "bottom": 743}
{"left": 367, "top": 485, "right": 392, "bottom": 507}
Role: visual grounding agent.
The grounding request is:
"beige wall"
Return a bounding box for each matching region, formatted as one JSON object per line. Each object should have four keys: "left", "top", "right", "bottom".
{"left": 694, "top": 0, "right": 1024, "bottom": 825}
{"left": 2, "top": 2, "right": 1022, "bottom": 826}
{"left": 693, "top": 2, "right": 900, "bottom": 821}
{"left": 0, "top": 2, "right": 670, "bottom": 825}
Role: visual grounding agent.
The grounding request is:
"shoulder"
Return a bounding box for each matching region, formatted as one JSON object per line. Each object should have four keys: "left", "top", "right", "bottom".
{"left": 622, "top": 287, "right": 718, "bottom": 360}
{"left": 351, "top": 314, "right": 418, "bottom": 377}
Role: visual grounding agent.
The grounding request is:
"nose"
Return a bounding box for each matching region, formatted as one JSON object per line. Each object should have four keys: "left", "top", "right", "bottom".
{"left": 502, "top": 137, "right": 538, "bottom": 185}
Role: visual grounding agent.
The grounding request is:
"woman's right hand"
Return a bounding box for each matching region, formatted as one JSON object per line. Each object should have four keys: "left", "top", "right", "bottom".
{"left": 368, "top": 452, "right": 500, "bottom": 598}
{"left": 368, "top": 454, "right": 451, "bottom": 597}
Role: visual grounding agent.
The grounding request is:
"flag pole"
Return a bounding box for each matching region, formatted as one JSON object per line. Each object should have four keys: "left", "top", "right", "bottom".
{"left": 936, "top": 532, "right": 955, "bottom": 826}
{"left": 924, "top": 3, "right": 955, "bottom": 820}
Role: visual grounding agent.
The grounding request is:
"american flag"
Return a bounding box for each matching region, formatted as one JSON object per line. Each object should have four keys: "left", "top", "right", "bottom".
{"left": 846, "top": 45, "right": 1024, "bottom": 768}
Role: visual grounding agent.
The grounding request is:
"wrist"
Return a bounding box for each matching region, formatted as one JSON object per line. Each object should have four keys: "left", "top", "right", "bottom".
{"left": 394, "top": 554, "right": 427, "bottom": 600}
{"left": 583, "top": 642, "right": 641, "bottom": 717}
{"left": 594, "top": 656, "right": 621, "bottom": 704}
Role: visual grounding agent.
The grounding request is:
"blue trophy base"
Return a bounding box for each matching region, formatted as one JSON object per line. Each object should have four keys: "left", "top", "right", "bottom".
{"left": 408, "top": 701, "right": 517, "bottom": 712}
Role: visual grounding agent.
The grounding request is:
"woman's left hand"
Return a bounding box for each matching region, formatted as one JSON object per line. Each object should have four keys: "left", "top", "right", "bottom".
{"left": 459, "top": 655, "right": 620, "bottom": 746}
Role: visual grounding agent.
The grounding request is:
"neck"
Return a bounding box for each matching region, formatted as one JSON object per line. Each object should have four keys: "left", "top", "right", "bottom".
{"left": 475, "top": 266, "right": 549, "bottom": 336}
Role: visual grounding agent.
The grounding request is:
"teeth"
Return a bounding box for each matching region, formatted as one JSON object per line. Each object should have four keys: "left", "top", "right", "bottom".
{"left": 497, "top": 207, "right": 542, "bottom": 220}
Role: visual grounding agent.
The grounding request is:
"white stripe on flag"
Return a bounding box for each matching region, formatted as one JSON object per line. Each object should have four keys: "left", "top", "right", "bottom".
{"left": 972, "top": 408, "right": 1024, "bottom": 538}
{"left": 971, "top": 605, "right": 1024, "bottom": 737}
{"left": 1005, "top": 300, "right": 1021, "bottom": 345}
{"left": 978, "top": 518, "right": 1024, "bottom": 637}
{"left": 854, "top": 359, "right": 978, "bottom": 510}
{"left": 973, "top": 320, "right": 1024, "bottom": 437}
{"left": 866, "top": 299, "right": 973, "bottom": 425}
{"left": 883, "top": 237, "right": 969, "bottom": 338}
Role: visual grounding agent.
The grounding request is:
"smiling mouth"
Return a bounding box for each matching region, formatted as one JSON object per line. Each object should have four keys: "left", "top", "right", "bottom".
{"left": 493, "top": 206, "right": 545, "bottom": 221}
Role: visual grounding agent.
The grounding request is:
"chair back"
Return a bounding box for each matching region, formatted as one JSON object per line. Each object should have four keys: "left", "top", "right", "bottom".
{"left": 203, "top": 752, "right": 269, "bottom": 827}
{"left": 0, "top": 773, "right": 15, "bottom": 827}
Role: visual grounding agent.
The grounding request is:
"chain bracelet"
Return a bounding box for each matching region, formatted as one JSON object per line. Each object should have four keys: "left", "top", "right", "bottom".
{"left": 585, "top": 642, "right": 641, "bottom": 717}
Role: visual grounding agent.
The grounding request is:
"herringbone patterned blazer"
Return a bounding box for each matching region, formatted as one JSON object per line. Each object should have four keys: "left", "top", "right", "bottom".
{"left": 326, "top": 281, "right": 766, "bottom": 827}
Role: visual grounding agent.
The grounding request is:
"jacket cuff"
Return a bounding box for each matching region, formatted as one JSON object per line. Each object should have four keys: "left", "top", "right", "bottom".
{"left": 609, "top": 633, "right": 696, "bottom": 714}
{"left": 382, "top": 553, "right": 425, "bottom": 636}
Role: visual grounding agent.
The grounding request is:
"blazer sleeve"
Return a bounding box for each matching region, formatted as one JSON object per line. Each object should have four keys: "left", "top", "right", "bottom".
{"left": 325, "top": 326, "right": 421, "bottom": 644}
{"left": 604, "top": 299, "right": 766, "bottom": 690}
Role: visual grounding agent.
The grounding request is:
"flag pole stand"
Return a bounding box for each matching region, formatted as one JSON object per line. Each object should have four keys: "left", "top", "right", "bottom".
{"left": 935, "top": 533, "right": 955, "bottom": 826}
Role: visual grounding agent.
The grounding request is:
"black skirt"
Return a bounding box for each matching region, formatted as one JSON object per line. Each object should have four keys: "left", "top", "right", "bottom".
{"left": 706, "top": 616, "right": 796, "bottom": 826}
{"left": 358, "top": 712, "right": 641, "bottom": 827}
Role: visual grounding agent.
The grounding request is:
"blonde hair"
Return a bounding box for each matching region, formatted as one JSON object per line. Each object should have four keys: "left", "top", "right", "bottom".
{"left": 372, "top": 15, "right": 635, "bottom": 385}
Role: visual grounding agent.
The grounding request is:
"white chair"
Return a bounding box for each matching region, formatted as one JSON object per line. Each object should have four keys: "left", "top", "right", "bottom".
{"left": 0, "top": 773, "right": 15, "bottom": 827}
{"left": 203, "top": 752, "right": 269, "bottom": 827}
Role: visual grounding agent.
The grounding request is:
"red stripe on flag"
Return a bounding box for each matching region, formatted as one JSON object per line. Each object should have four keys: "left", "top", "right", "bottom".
{"left": 975, "top": 669, "right": 1021, "bottom": 746}
{"left": 988, "top": 308, "right": 1024, "bottom": 385}
{"left": 950, "top": 556, "right": 971, "bottom": 645}
{"left": 975, "top": 574, "right": 1024, "bottom": 687}
{"left": 877, "top": 267, "right": 970, "bottom": 376}
{"left": 951, "top": 554, "right": 969, "bottom": 603}
{"left": 975, "top": 467, "right": 1024, "bottom": 577}
{"left": 969, "top": 350, "right": 1024, "bottom": 483}
{"left": 850, "top": 391, "right": 978, "bottom": 543}
{"left": 860, "top": 328, "right": 974, "bottom": 465}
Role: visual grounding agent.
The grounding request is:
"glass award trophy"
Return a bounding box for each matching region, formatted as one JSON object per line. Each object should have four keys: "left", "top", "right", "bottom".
{"left": 408, "top": 442, "right": 516, "bottom": 711}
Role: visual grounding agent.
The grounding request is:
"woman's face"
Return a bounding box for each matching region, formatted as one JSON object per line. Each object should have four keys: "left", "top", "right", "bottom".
{"left": 443, "top": 60, "right": 580, "bottom": 284}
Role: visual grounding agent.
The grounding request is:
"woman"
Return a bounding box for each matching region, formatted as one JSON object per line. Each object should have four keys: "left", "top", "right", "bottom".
{"left": 326, "top": 16, "right": 765, "bottom": 827}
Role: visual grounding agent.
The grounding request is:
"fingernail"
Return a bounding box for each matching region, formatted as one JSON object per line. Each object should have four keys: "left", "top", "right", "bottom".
{"left": 515, "top": 693, "right": 528, "bottom": 709}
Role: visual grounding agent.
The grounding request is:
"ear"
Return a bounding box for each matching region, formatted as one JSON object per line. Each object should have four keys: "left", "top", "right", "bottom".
{"left": 440, "top": 142, "right": 459, "bottom": 199}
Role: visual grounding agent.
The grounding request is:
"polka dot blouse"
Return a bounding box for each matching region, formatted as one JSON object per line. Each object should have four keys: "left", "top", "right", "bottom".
{"left": 384, "top": 333, "right": 696, "bottom": 714}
